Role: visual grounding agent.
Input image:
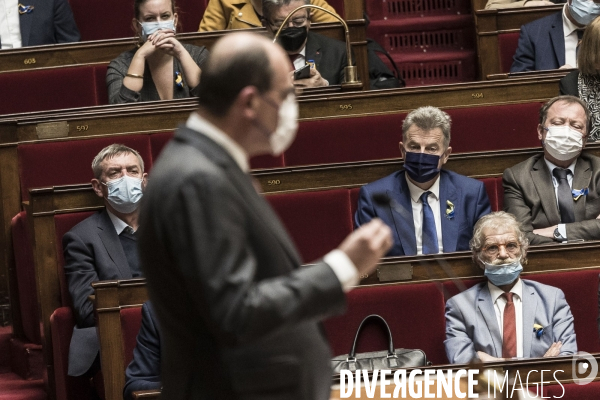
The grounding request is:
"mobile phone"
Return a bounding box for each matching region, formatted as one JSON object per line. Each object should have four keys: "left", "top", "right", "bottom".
{"left": 293, "top": 64, "right": 311, "bottom": 80}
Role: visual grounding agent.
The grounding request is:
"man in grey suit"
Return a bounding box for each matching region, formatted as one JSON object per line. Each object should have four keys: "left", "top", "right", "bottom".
{"left": 63, "top": 144, "right": 147, "bottom": 377}
{"left": 503, "top": 95, "right": 600, "bottom": 245}
{"left": 445, "top": 212, "right": 577, "bottom": 364}
{"left": 138, "top": 32, "right": 392, "bottom": 400}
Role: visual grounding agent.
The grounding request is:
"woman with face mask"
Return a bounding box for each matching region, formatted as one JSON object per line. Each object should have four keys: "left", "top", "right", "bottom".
{"left": 106, "top": 0, "right": 209, "bottom": 104}
{"left": 559, "top": 15, "right": 600, "bottom": 140}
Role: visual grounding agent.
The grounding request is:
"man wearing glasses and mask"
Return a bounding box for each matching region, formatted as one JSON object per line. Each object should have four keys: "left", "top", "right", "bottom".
{"left": 263, "top": 0, "right": 348, "bottom": 87}
{"left": 503, "top": 95, "right": 600, "bottom": 245}
{"left": 445, "top": 212, "right": 577, "bottom": 364}
{"left": 63, "top": 144, "right": 147, "bottom": 378}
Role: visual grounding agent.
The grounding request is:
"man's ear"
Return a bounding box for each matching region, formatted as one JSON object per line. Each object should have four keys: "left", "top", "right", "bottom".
{"left": 537, "top": 124, "right": 545, "bottom": 141}
{"left": 399, "top": 142, "right": 405, "bottom": 159}
{"left": 141, "top": 173, "right": 149, "bottom": 190}
{"left": 91, "top": 179, "right": 105, "bottom": 198}
{"left": 236, "top": 86, "right": 260, "bottom": 121}
{"left": 440, "top": 146, "right": 452, "bottom": 165}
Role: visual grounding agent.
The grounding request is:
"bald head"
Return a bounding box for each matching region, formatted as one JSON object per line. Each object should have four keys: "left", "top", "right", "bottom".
{"left": 197, "top": 32, "right": 287, "bottom": 117}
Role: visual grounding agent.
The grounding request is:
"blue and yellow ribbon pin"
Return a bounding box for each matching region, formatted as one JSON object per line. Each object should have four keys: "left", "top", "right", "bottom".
{"left": 445, "top": 200, "right": 455, "bottom": 220}
{"left": 572, "top": 187, "right": 589, "bottom": 201}
{"left": 18, "top": 4, "right": 34, "bottom": 14}
{"left": 175, "top": 71, "right": 184, "bottom": 88}
{"left": 533, "top": 323, "right": 544, "bottom": 338}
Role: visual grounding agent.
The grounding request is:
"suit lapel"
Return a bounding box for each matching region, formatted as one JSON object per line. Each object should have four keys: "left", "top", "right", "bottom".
{"left": 19, "top": 2, "right": 35, "bottom": 47}
{"left": 549, "top": 13, "right": 565, "bottom": 66}
{"left": 96, "top": 210, "right": 132, "bottom": 279}
{"left": 439, "top": 172, "right": 459, "bottom": 252}
{"left": 521, "top": 281, "right": 537, "bottom": 358}
{"left": 305, "top": 32, "right": 322, "bottom": 71}
{"left": 477, "top": 284, "right": 503, "bottom": 358}
{"left": 572, "top": 156, "right": 592, "bottom": 221}
{"left": 531, "top": 156, "right": 561, "bottom": 225}
{"left": 388, "top": 173, "right": 417, "bottom": 255}
{"left": 233, "top": 2, "right": 261, "bottom": 27}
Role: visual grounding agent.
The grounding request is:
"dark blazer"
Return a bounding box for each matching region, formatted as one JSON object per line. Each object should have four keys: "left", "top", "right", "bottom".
{"left": 137, "top": 125, "right": 347, "bottom": 400}
{"left": 559, "top": 70, "right": 579, "bottom": 96}
{"left": 510, "top": 12, "right": 564, "bottom": 72}
{"left": 355, "top": 169, "right": 491, "bottom": 257}
{"left": 445, "top": 279, "right": 577, "bottom": 364}
{"left": 306, "top": 31, "right": 348, "bottom": 85}
{"left": 503, "top": 153, "right": 600, "bottom": 245}
{"left": 123, "top": 302, "right": 161, "bottom": 400}
{"left": 63, "top": 209, "right": 140, "bottom": 376}
{"left": 16, "top": 0, "right": 80, "bottom": 47}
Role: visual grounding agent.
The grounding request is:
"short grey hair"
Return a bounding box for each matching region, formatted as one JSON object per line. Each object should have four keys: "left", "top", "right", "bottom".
{"left": 470, "top": 211, "right": 529, "bottom": 266}
{"left": 262, "top": 0, "right": 310, "bottom": 24}
{"left": 91, "top": 144, "right": 144, "bottom": 179}
{"left": 539, "top": 95, "right": 591, "bottom": 136}
{"left": 402, "top": 106, "right": 451, "bottom": 148}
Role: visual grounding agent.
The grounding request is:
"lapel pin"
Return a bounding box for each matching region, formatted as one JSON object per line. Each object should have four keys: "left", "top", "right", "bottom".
{"left": 174, "top": 71, "right": 184, "bottom": 88}
{"left": 572, "top": 187, "right": 589, "bottom": 201}
{"left": 533, "top": 323, "right": 545, "bottom": 338}
{"left": 18, "top": 3, "right": 34, "bottom": 14}
{"left": 445, "top": 200, "right": 455, "bottom": 220}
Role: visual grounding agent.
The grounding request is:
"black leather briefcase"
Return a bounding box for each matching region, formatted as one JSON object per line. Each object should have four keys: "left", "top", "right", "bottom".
{"left": 331, "top": 314, "right": 429, "bottom": 373}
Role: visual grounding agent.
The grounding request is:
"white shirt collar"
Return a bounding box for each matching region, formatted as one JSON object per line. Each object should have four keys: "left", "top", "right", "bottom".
{"left": 106, "top": 209, "right": 134, "bottom": 235}
{"left": 563, "top": 4, "right": 581, "bottom": 37}
{"left": 186, "top": 112, "right": 250, "bottom": 173}
{"left": 488, "top": 278, "right": 523, "bottom": 303}
{"left": 544, "top": 157, "right": 577, "bottom": 177}
{"left": 406, "top": 174, "right": 441, "bottom": 204}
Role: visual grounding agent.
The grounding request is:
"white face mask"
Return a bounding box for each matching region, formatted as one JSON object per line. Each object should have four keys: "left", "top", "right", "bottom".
{"left": 269, "top": 92, "right": 298, "bottom": 156}
{"left": 543, "top": 125, "right": 584, "bottom": 161}
{"left": 139, "top": 19, "right": 175, "bottom": 41}
{"left": 102, "top": 175, "right": 144, "bottom": 214}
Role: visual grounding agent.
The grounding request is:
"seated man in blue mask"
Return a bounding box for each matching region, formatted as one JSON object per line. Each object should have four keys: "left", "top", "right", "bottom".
{"left": 63, "top": 144, "right": 147, "bottom": 378}
{"left": 355, "top": 106, "right": 491, "bottom": 256}
{"left": 445, "top": 212, "right": 577, "bottom": 364}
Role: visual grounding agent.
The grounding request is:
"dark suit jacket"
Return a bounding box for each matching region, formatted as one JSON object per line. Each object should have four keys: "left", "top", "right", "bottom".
{"left": 306, "top": 31, "right": 348, "bottom": 85}
{"left": 354, "top": 169, "right": 491, "bottom": 257}
{"left": 503, "top": 153, "right": 600, "bottom": 245}
{"left": 137, "top": 125, "right": 347, "bottom": 400}
{"left": 16, "top": 0, "right": 80, "bottom": 47}
{"left": 123, "top": 302, "right": 161, "bottom": 400}
{"left": 445, "top": 279, "right": 577, "bottom": 364}
{"left": 559, "top": 70, "right": 579, "bottom": 96}
{"left": 510, "top": 12, "right": 564, "bottom": 72}
{"left": 63, "top": 209, "right": 139, "bottom": 376}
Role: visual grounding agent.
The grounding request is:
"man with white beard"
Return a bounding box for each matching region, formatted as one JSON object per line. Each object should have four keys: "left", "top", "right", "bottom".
{"left": 444, "top": 212, "right": 577, "bottom": 364}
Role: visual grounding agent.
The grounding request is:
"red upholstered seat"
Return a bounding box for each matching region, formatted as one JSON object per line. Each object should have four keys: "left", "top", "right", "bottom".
{"left": 11, "top": 212, "right": 40, "bottom": 345}
{"left": 284, "top": 114, "right": 404, "bottom": 166}
{"left": 496, "top": 177, "right": 505, "bottom": 211}
{"left": 54, "top": 212, "right": 96, "bottom": 307}
{"left": 446, "top": 103, "right": 542, "bottom": 153}
{"left": 349, "top": 187, "right": 361, "bottom": 226}
{"left": 93, "top": 65, "right": 109, "bottom": 105}
{"left": 177, "top": 0, "right": 209, "bottom": 32}
{"left": 0, "top": 66, "right": 100, "bottom": 115}
{"left": 498, "top": 32, "right": 521, "bottom": 73}
{"left": 323, "top": 282, "right": 448, "bottom": 365}
{"left": 120, "top": 307, "right": 143, "bottom": 368}
{"left": 18, "top": 135, "right": 152, "bottom": 201}
{"left": 150, "top": 132, "right": 174, "bottom": 162}
{"left": 50, "top": 307, "right": 93, "bottom": 400}
{"left": 543, "top": 381, "right": 600, "bottom": 399}
{"left": 323, "top": 0, "right": 345, "bottom": 17}
{"left": 69, "top": 0, "right": 134, "bottom": 41}
{"left": 479, "top": 177, "right": 503, "bottom": 212}
{"left": 266, "top": 189, "right": 353, "bottom": 263}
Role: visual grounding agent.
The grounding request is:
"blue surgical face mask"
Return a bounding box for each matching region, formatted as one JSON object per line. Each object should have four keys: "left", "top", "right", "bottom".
{"left": 569, "top": 0, "right": 600, "bottom": 26}
{"left": 102, "top": 175, "right": 144, "bottom": 214}
{"left": 481, "top": 257, "right": 523, "bottom": 287}
{"left": 139, "top": 19, "right": 176, "bottom": 41}
{"left": 403, "top": 151, "right": 442, "bottom": 183}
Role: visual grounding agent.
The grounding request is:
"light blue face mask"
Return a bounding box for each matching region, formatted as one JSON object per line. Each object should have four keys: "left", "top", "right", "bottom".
{"left": 569, "top": 0, "right": 600, "bottom": 26}
{"left": 139, "top": 19, "right": 176, "bottom": 41}
{"left": 103, "top": 175, "right": 143, "bottom": 214}
{"left": 481, "top": 257, "right": 523, "bottom": 287}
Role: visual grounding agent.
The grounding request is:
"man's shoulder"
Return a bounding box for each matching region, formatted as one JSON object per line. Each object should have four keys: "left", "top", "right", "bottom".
{"left": 504, "top": 154, "right": 543, "bottom": 176}
{"left": 65, "top": 210, "right": 104, "bottom": 236}
{"left": 308, "top": 31, "right": 345, "bottom": 49}
{"left": 442, "top": 169, "right": 485, "bottom": 189}
{"left": 580, "top": 151, "right": 600, "bottom": 166}
{"left": 360, "top": 170, "right": 404, "bottom": 194}
{"left": 521, "top": 279, "right": 563, "bottom": 297}
{"left": 524, "top": 11, "right": 562, "bottom": 30}
{"left": 447, "top": 282, "right": 486, "bottom": 306}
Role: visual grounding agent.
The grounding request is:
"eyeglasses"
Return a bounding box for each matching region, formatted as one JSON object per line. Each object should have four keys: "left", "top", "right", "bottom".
{"left": 482, "top": 242, "right": 520, "bottom": 257}
{"left": 269, "top": 15, "right": 308, "bottom": 31}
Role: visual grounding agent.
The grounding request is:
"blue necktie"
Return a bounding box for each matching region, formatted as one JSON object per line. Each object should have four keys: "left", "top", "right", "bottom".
{"left": 421, "top": 191, "right": 439, "bottom": 254}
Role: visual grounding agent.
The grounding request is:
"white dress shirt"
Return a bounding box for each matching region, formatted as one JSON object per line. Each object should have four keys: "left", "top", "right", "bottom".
{"left": 563, "top": 4, "right": 582, "bottom": 68}
{"left": 544, "top": 158, "right": 576, "bottom": 239}
{"left": 405, "top": 175, "right": 444, "bottom": 255}
{"left": 106, "top": 209, "right": 136, "bottom": 234}
{"left": 292, "top": 47, "right": 307, "bottom": 70}
{"left": 0, "top": 0, "right": 22, "bottom": 49}
{"left": 488, "top": 279, "right": 524, "bottom": 358}
{"left": 185, "top": 113, "right": 359, "bottom": 291}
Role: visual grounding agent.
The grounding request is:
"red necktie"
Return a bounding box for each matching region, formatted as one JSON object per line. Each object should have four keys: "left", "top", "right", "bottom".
{"left": 502, "top": 292, "right": 517, "bottom": 358}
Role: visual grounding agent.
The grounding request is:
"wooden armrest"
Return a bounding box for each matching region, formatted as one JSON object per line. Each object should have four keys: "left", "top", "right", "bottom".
{"left": 88, "top": 294, "right": 95, "bottom": 303}
{"left": 132, "top": 389, "right": 161, "bottom": 399}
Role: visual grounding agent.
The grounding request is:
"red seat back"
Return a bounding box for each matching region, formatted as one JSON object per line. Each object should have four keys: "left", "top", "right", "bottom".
{"left": 498, "top": 32, "right": 521, "bottom": 73}
{"left": 18, "top": 135, "right": 152, "bottom": 201}
{"left": 177, "top": 0, "right": 209, "bottom": 32}
{"left": 120, "top": 307, "right": 143, "bottom": 368}
{"left": 70, "top": 0, "right": 134, "bottom": 41}
{"left": 93, "top": 65, "right": 109, "bottom": 105}
{"left": 323, "top": 282, "right": 448, "bottom": 365}
{"left": 479, "top": 177, "right": 503, "bottom": 212}
{"left": 266, "top": 189, "right": 353, "bottom": 263}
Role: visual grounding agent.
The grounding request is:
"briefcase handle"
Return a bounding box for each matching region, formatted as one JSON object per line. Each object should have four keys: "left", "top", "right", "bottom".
{"left": 348, "top": 314, "right": 395, "bottom": 360}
